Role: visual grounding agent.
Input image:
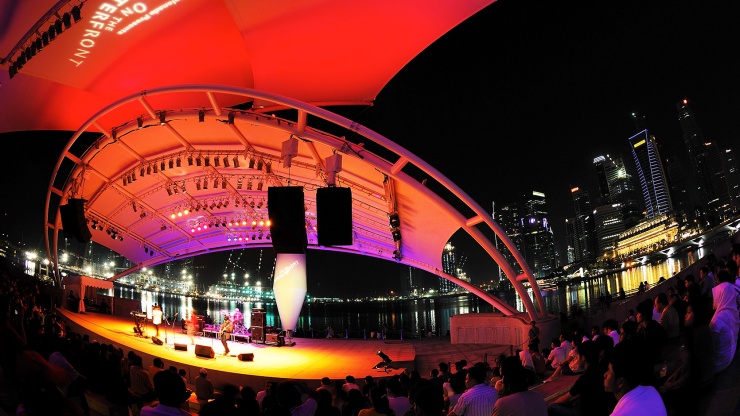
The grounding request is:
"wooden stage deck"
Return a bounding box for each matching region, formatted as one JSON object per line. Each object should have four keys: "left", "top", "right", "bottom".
{"left": 59, "top": 309, "right": 414, "bottom": 391}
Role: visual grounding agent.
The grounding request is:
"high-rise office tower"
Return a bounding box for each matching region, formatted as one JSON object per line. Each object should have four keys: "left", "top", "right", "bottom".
{"left": 628, "top": 129, "right": 673, "bottom": 219}
{"left": 440, "top": 242, "right": 457, "bottom": 294}
{"left": 664, "top": 154, "right": 693, "bottom": 220}
{"left": 677, "top": 99, "right": 732, "bottom": 219}
{"left": 521, "top": 191, "right": 557, "bottom": 277}
{"left": 722, "top": 147, "right": 740, "bottom": 212}
{"left": 570, "top": 187, "right": 596, "bottom": 262}
{"left": 593, "top": 204, "right": 625, "bottom": 254}
{"left": 593, "top": 155, "right": 642, "bottom": 228}
{"left": 492, "top": 202, "right": 524, "bottom": 281}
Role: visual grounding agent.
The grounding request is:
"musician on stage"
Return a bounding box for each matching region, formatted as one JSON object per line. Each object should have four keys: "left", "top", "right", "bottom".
{"left": 188, "top": 309, "right": 198, "bottom": 345}
{"left": 220, "top": 315, "right": 233, "bottom": 356}
{"left": 152, "top": 303, "right": 163, "bottom": 337}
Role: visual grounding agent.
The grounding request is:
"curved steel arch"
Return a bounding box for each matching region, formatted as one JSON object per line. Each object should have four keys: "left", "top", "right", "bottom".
{"left": 45, "top": 85, "right": 545, "bottom": 320}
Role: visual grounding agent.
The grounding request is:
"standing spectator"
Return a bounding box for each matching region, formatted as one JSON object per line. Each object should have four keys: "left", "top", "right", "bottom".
{"left": 699, "top": 266, "right": 715, "bottom": 299}
{"left": 448, "top": 366, "right": 497, "bottom": 416}
{"left": 528, "top": 321, "right": 540, "bottom": 352}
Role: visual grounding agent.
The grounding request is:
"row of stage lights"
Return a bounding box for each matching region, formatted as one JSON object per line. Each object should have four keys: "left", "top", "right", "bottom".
{"left": 119, "top": 149, "right": 273, "bottom": 188}
{"left": 189, "top": 217, "right": 272, "bottom": 233}
{"left": 167, "top": 196, "right": 266, "bottom": 219}
{"left": 226, "top": 233, "right": 271, "bottom": 242}
{"left": 6, "top": 5, "right": 83, "bottom": 79}
{"left": 90, "top": 219, "right": 122, "bottom": 240}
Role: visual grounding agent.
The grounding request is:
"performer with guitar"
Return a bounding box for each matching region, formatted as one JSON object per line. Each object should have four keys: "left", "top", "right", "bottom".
{"left": 188, "top": 309, "right": 198, "bottom": 345}
{"left": 220, "top": 315, "right": 233, "bottom": 356}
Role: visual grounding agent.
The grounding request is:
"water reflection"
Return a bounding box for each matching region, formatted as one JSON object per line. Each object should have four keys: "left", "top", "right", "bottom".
{"left": 115, "top": 246, "right": 707, "bottom": 339}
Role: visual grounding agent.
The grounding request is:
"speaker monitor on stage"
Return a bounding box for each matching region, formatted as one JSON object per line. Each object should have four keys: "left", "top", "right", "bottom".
{"left": 59, "top": 198, "right": 92, "bottom": 243}
{"left": 195, "top": 345, "right": 215, "bottom": 359}
{"left": 151, "top": 336, "right": 163, "bottom": 346}
{"left": 268, "top": 187, "right": 307, "bottom": 254}
{"left": 238, "top": 353, "right": 254, "bottom": 362}
{"left": 317, "top": 187, "right": 353, "bottom": 246}
{"left": 174, "top": 343, "right": 188, "bottom": 351}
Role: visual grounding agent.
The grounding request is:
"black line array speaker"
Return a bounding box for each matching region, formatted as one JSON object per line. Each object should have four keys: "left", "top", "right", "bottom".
{"left": 238, "top": 353, "right": 254, "bottom": 362}
{"left": 59, "top": 198, "right": 92, "bottom": 243}
{"left": 268, "top": 187, "right": 307, "bottom": 253}
{"left": 174, "top": 343, "right": 188, "bottom": 351}
{"left": 317, "top": 187, "right": 353, "bottom": 246}
{"left": 151, "top": 336, "right": 163, "bottom": 345}
{"left": 194, "top": 345, "right": 215, "bottom": 359}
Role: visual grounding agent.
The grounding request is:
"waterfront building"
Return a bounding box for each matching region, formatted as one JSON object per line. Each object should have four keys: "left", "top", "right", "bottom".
{"left": 613, "top": 214, "right": 679, "bottom": 259}
{"left": 677, "top": 99, "right": 733, "bottom": 220}
{"left": 628, "top": 130, "right": 673, "bottom": 219}
{"left": 594, "top": 204, "right": 625, "bottom": 255}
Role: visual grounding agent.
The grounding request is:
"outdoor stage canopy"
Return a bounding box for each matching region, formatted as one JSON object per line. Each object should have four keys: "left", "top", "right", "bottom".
{"left": 0, "top": 0, "right": 547, "bottom": 321}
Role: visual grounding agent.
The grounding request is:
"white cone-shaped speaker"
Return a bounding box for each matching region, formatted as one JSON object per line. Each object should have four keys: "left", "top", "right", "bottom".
{"left": 273, "top": 253, "right": 307, "bottom": 332}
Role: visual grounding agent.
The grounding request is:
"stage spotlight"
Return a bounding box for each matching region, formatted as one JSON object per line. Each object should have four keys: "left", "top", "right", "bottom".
{"left": 195, "top": 156, "right": 202, "bottom": 166}
{"left": 166, "top": 187, "right": 172, "bottom": 196}
{"left": 204, "top": 155, "right": 210, "bottom": 166}
{"left": 377, "top": 350, "right": 392, "bottom": 363}
{"left": 153, "top": 163, "right": 158, "bottom": 174}
{"left": 228, "top": 111, "right": 235, "bottom": 125}
{"left": 54, "top": 19, "right": 63, "bottom": 34}
{"left": 221, "top": 179, "right": 227, "bottom": 189}
{"left": 214, "top": 156, "right": 220, "bottom": 167}
{"left": 160, "top": 161, "right": 165, "bottom": 171}
{"left": 389, "top": 213, "right": 400, "bottom": 229}
{"left": 213, "top": 178, "right": 219, "bottom": 188}
{"left": 159, "top": 112, "right": 166, "bottom": 125}
{"left": 256, "top": 159, "right": 263, "bottom": 171}
{"left": 48, "top": 24, "right": 57, "bottom": 40}
{"left": 196, "top": 179, "right": 201, "bottom": 191}
{"left": 248, "top": 157, "right": 255, "bottom": 169}
{"left": 198, "top": 109, "right": 205, "bottom": 122}
{"left": 188, "top": 156, "right": 193, "bottom": 166}
{"left": 233, "top": 156, "right": 240, "bottom": 168}
{"left": 223, "top": 156, "right": 230, "bottom": 168}
{"left": 176, "top": 157, "right": 181, "bottom": 167}
{"left": 63, "top": 12, "right": 72, "bottom": 29}
{"left": 41, "top": 32, "right": 49, "bottom": 46}
{"left": 137, "top": 117, "right": 143, "bottom": 129}
{"left": 71, "top": 5, "right": 82, "bottom": 22}
{"left": 392, "top": 229, "right": 402, "bottom": 242}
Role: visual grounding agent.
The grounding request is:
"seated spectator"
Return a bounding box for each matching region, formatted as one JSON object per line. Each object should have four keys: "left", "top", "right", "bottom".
{"left": 342, "top": 388, "right": 370, "bottom": 416}
{"left": 130, "top": 354, "right": 156, "bottom": 403}
{"left": 386, "top": 377, "right": 411, "bottom": 416}
{"left": 635, "top": 300, "right": 667, "bottom": 365}
{"left": 545, "top": 338, "right": 566, "bottom": 371}
{"left": 604, "top": 340, "right": 667, "bottom": 416}
{"left": 140, "top": 370, "right": 191, "bottom": 415}
{"left": 590, "top": 325, "right": 600, "bottom": 341}
{"left": 148, "top": 357, "right": 165, "bottom": 382}
{"left": 359, "top": 386, "right": 393, "bottom": 416}
{"left": 444, "top": 376, "right": 465, "bottom": 414}
{"left": 543, "top": 338, "right": 585, "bottom": 383}
{"left": 655, "top": 293, "right": 680, "bottom": 340}
{"left": 492, "top": 359, "right": 546, "bottom": 416}
{"left": 195, "top": 367, "right": 214, "bottom": 405}
{"left": 342, "top": 375, "right": 361, "bottom": 393}
{"left": 237, "top": 385, "right": 262, "bottom": 415}
{"left": 199, "top": 384, "right": 240, "bottom": 416}
{"left": 448, "top": 366, "right": 497, "bottom": 416}
{"left": 531, "top": 346, "right": 547, "bottom": 377}
{"left": 548, "top": 341, "right": 616, "bottom": 416}
{"left": 518, "top": 344, "right": 536, "bottom": 385}
{"left": 619, "top": 320, "right": 637, "bottom": 343}
{"left": 710, "top": 269, "right": 740, "bottom": 374}
{"left": 603, "top": 319, "right": 620, "bottom": 346}
{"left": 413, "top": 385, "right": 445, "bottom": 416}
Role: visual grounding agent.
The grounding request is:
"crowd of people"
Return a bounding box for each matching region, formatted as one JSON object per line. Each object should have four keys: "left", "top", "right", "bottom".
{"left": 1, "top": 241, "right": 739, "bottom": 416}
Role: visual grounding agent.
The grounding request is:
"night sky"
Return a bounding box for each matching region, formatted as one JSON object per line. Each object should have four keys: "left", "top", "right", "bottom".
{"left": 3, "top": 1, "right": 740, "bottom": 296}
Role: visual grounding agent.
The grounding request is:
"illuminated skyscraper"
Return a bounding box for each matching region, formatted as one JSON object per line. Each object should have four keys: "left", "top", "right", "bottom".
{"left": 593, "top": 155, "right": 641, "bottom": 228}
{"left": 677, "top": 99, "right": 732, "bottom": 219}
{"left": 569, "top": 187, "right": 596, "bottom": 262}
{"left": 628, "top": 130, "right": 672, "bottom": 219}
{"left": 440, "top": 242, "right": 457, "bottom": 294}
{"left": 521, "top": 191, "right": 557, "bottom": 278}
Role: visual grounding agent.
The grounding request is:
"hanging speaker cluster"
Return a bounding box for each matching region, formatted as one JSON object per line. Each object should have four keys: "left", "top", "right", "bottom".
{"left": 268, "top": 187, "right": 308, "bottom": 254}
{"left": 317, "top": 187, "right": 353, "bottom": 246}
{"left": 59, "top": 198, "right": 92, "bottom": 243}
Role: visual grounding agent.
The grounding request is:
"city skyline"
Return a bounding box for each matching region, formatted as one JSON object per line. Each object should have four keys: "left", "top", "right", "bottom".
{"left": 3, "top": 1, "right": 740, "bottom": 296}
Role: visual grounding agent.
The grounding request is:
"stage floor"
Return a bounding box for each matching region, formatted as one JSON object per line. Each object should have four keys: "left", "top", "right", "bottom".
{"left": 59, "top": 310, "right": 414, "bottom": 389}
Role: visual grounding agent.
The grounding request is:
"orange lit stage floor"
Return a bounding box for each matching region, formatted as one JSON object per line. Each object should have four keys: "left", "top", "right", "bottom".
{"left": 59, "top": 309, "right": 414, "bottom": 390}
